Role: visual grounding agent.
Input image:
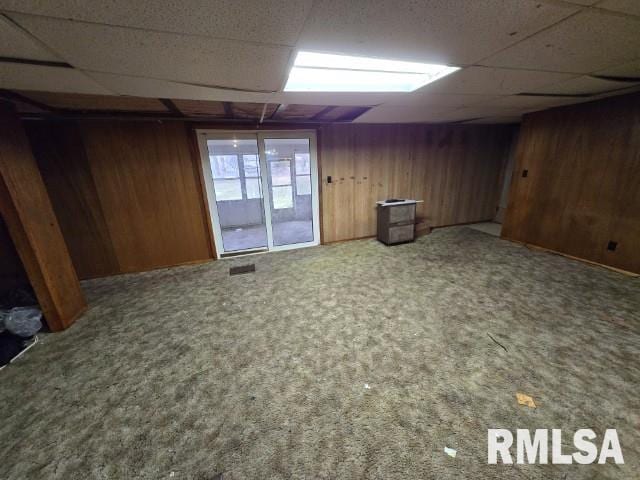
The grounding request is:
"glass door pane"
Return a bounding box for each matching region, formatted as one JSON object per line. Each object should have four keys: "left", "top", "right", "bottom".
{"left": 264, "top": 138, "right": 314, "bottom": 246}
{"left": 206, "top": 138, "right": 268, "bottom": 252}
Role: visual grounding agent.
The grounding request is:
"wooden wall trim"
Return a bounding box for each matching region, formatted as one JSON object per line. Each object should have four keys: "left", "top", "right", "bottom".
{"left": 188, "top": 125, "right": 217, "bottom": 258}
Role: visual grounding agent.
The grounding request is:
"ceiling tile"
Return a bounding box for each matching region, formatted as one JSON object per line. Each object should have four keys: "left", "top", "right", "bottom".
{"left": 11, "top": 14, "right": 292, "bottom": 91}
{"left": 587, "top": 83, "right": 640, "bottom": 100}
{"left": 595, "top": 58, "right": 640, "bottom": 77}
{"left": 297, "top": 0, "right": 578, "bottom": 65}
{"left": 481, "top": 10, "right": 640, "bottom": 73}
{"left": 445, "top": 105, "right": 529, "bottom": 118}
{"left": 84, "top": 72, "right": 275, "bottom": 104}
{"left": 419, "top": 66, "right": 577, "bottom": 95}
{"left": 268, "top": 92, "right": 397, "bottom": 106}
{"left": 352, "top": 105, "right": 461, "bottom": 123}
{"left": 0, "top": 15, "right": 60, "bottom": 61}
{"left": 474, "top": 94, "right": 585, "bottom": 111}
{"left": 0, "top": 0, "right": 314, "bottom": 46}
{"left": 84, "top": 72, "right": 274, "bottom": 103}
{"left": 15, "top": 91, "right": 169, "bottom": 112}
{"left": 0, "top": 63, "right": 113, "bottom": 94}
{"left": 462, "top": 116, "right": 522, "bottom": 124}
{"left": 529, "top": 75, "right": 639, "bottom": 95}
{"left": 597, "top": 0, "right": 640, "bottom": 16}
{"left": 383, "top": 93, "right": 498, "bottom": 108}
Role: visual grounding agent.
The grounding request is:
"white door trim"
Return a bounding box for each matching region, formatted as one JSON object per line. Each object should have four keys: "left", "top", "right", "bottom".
{"left": 196, "top": 129, "right": 320, "bottom": 258}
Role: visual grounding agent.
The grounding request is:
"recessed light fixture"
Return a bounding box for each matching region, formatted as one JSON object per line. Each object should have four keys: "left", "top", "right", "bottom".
{"left": 284, "top": 51, "right": 459, "bottom": 93}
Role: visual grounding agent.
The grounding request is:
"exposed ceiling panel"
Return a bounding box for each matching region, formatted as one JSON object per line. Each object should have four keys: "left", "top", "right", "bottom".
{"left": 297, "top": 0, "right": 578, "bottom": 65}
{"left": 528, "top": 75, "right": 639, "bottom": 95}
{"left": 11, "top": 14, "right": 293, "bottom": 91}
{"left": 597, "top": 0, "right": 640, "bottom": 16}
{"left": 0, "top": 15, "right": 61, "bottom": 61}
{"left": 232, "top": 103, "right": 278, "bottom": 119}
{"left": 419, "top": 66, "right": 577, "bottom": 95}
{"left": 481, "top": 10, "right": 640, "bottom": 73}
{"left": 271, "top": 104, "right": 327, "bottom": 120}
{"left": 170, "top": 99, "right": 227, "bottom": 117}
{"left": 0, "top": 63, "right": 113, "bottom": 94}
{"left": 383, "top": 93, "right": 498, "bottom": 108}
{"left": 0, "top": 0, "right": 314, "bottom": 46}
{"left": 16, "top": 91, "right": 169, "bottom": 112}
{"left": 314, "top": 106, "right": 370, "bottom": 122}
{"left": 83, "top": 72, "right": 274, "bottom": 103}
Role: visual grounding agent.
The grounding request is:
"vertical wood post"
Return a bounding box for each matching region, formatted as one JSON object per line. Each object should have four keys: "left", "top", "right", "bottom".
{"left": 0, "top": 102, "right": 86, "bottom": 331}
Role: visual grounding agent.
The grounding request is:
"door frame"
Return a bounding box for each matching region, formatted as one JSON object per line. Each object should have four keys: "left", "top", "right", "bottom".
{"left": 196, "top": 129, "right": 320, "bottom": 259}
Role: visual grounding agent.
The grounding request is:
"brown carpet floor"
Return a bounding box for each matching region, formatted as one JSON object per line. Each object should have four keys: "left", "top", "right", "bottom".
{"left": 1, "top": 227, "right": 638, "bottom": 479}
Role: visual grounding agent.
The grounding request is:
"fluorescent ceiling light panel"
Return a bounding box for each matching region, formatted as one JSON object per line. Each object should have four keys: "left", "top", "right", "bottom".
{"left": 284, "top": 51, "right": 459, "bottom": 92}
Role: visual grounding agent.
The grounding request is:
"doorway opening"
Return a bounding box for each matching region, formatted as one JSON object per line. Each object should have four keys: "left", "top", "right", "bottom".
{"left": 197, "top": 130, "right": 320, "bottom": 258}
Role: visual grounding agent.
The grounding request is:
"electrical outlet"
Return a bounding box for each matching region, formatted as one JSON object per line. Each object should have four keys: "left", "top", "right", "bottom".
{"left": 607, "top": 241, "right": 617, "bottom": 252}
{"left": 327, "top": 175, "right": 332, "bottom": 183}
{"left": 522, "top": 169, "right": 528, "bottom": 178}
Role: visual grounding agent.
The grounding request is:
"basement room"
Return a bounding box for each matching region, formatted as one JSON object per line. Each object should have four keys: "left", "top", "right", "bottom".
{"left": 0, "top": 1, "right": 638, "bottom": 479}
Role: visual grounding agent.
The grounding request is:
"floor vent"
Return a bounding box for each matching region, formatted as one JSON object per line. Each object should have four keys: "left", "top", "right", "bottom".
{"left": 230, "top": 264, "right": 256, "bottom": 276}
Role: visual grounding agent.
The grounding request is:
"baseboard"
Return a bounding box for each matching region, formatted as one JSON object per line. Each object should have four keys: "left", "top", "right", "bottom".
{"left": 502, "top": 237, "right": 639, "bottom": 277}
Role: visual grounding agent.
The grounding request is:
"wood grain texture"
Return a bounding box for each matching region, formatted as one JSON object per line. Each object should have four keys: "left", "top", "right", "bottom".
{"left": 17, "top": 91, "right": 169, "bottom": 112}
{"left": 502, "top": 92, "right": 640, "bottom": 274}
{"left": 171, "top": 99, "right": 227, "bottom": 117}
{"left": 0, "top": 104, "right": 86, "bottom": 330}
{"left": 26, "top": 121, "right": 213, "bottom": 278}
{"left": 319, "top": 124, "right": 515, "bottom": 243}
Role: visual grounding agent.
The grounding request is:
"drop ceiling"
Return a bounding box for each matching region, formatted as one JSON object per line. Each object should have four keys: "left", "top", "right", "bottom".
{"left": 0, "top": 0, "right": 639, "bottom": 124}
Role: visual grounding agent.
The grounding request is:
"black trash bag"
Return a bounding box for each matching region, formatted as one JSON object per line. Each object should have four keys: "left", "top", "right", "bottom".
{"left": 0, "top": 286, "right": 38, "bottom": 310}
{"left": 0, "top": 309, "right": 8, "bottom": 332}
{"left": 0, "top": 331, "right": 25, "bottom": 366}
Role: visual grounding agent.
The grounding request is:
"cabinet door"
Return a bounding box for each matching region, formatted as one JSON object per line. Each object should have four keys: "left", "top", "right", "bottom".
{"left": 389, "top": 205, "right": 415, "bottom": 224}
{"left": 389, "top": 224, "right": 414, "bottom": 243}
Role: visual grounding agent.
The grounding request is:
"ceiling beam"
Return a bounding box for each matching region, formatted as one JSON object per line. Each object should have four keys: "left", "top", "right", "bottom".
{"left": 0, "top": 89, "right": 57, "bottom": 112}
{"left": 222, "top": 102, "right": 234, "bottom": 118}
{"left": 159, "top": 98, "right": 184, "bottom": 116}
{"left": 310, "top": 106, "right": 337, "bottom": 121}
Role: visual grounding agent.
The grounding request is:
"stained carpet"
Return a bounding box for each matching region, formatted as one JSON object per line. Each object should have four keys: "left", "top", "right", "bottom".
{"left": 0, "top": 227, "right": 638, "bottom": 479}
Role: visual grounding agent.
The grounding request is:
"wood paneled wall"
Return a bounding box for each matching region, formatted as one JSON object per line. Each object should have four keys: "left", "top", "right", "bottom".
{"left": 15, "top": 120, "right": 514, "bottom": 280}
{"left": 502, "top": 92, "right": 640, "bottom": 274}
{"left": 25, "top": 121, "right": 213, "bottom": 279}
{"left": 319, "top": 124, "right": 515, "bottom": 243}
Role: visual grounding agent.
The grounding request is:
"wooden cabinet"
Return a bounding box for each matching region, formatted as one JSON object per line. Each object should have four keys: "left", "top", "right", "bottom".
{"left": 376, "top": 200, "right": 419, "bottom": 245}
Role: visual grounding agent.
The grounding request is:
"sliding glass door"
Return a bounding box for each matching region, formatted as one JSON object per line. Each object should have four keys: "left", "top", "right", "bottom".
{"left": 198, "top": 130, "right": 319, "bottom": 257}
